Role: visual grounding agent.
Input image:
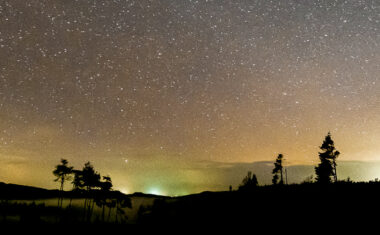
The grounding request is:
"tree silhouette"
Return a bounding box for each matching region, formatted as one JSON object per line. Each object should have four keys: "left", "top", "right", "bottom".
{"left": 315, "top": 132, "right": 340, "bottom": 184}
{"left": 72, "top": 169, "right": 83, "bottom": 191}
{"left": 239, "top": 171, "right": 258, "bottom": 191}
{"left": 106, "top": 199, "right": 117, "bottom": 222}
{"left": 272, "top": 154, "right": 284, "bottom": 185}
{"left": 84, "top": 162, "right": 101, "bottom": 221}
{"left": 69, "top": 169, "right": 85, "bottom": 208}
{"left": 96, "top": 175, "right": 113, "bottom": 222}
{"left": 101, "top": 176, "right": 113, "bottom": 192}
{"left": 114, "top": 193, "right": 132, "bottom": 224}
{"left": 81, "top": 162, "right": 101, "bottom": 191}
{"left": 53, "top": 159, "right": 73, "bottom": 207}
{"left": 72, "top": 162, "right": 101, "bottom": 221}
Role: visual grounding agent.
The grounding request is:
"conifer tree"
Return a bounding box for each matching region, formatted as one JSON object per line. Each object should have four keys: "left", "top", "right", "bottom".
{"left": 239, "top": 171, "right": 258, "bottom": 191}
{"left": 272, "top": 154, "right": 284, "bottom": 185}
{"left": 315, "top": 132, "right": 340, "bottom": 184}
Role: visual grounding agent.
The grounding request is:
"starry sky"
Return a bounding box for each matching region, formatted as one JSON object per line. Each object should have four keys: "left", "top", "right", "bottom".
{"left": 0, "top": 0, "right": 379, "bottom": 195}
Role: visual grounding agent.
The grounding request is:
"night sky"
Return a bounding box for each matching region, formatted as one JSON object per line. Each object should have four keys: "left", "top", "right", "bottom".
{"left": 0, "top": 0, "right": 379, "bottom": 195}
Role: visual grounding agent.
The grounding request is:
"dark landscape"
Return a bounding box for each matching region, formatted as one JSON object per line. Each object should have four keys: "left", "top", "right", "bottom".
{"left": 1, "top": 0, "right": 379, "bottom": 228}
{"left": 1, "top": 180, "right": 380, "bottom": 225}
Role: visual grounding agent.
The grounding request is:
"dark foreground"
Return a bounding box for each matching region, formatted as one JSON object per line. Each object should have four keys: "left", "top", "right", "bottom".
{"left": 139, "top": 182, "right": 380, "bottom": 226}
{"left": 1, "top": 181, "right": 380, "bottom": 226}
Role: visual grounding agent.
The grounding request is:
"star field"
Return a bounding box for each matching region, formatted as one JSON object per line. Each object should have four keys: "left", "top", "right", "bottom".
{"left": 0, "top": 0, "right": 379, "bottom": 194}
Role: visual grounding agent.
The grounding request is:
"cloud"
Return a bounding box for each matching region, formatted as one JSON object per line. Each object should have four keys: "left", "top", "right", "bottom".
{"left": 179, "top": 160, "right": 380, "bottom": 192}
{"left": 0, "top": 153, "right": 28, "bottom": 165}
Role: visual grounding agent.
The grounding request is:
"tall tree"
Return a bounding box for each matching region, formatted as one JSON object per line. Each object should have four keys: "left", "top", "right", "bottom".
{"left": 53, "top": 159, "right": 73, "bottom": 207}
{"left": 74, "top": 162, "right": 101, "bottom": 222}
{"left": 272, "top": 154, "right": 284, "bottom": 185}
{"left": 72, "top": 169, "right": 84, "bottom": 190}
{"left": 70, "top": 169, "right": 84, "bottom": 208}
{"left": 98, "top": 175, "right": 113, "bottom": 222}
{"left": 84, "top": 162, "right": 101, "bottom": 221}
{"left": 315, "top": 132, "right": 340, "bottom": 184}
{"left": 114, "top": 193, "right": 132, "bottom": 224}
{"left": 81, "top": 162, "right": 101, "bottom": 192}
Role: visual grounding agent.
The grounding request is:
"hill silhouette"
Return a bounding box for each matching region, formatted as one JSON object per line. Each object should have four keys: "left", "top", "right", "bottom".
{"left": 0, "top": 182, "right": 61, "bottom": 199}
{"left": 0, "top": 181, "right": 165, "bottom": 200}
{"left": 138, "top": 182, "right": 380, "bottom": 226}
{"left": 1, "top": 180, "right": 380, "bottom": 226}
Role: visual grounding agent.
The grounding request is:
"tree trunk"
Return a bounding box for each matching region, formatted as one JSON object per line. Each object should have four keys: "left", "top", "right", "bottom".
{"left": 86, "top": 199, "right": 92, "bottom": 222}
{"left": 83, "top": 198, "right": 88, "bottom": 222}
{"left": 102, "top": 204, "right": 105, "bottom": 222}
{"left": 60, "top": 179, "right": 65, "bottom": 208}
{"left": 89, "top": 199, "right": 95, "bottom": 222}
{"left": 108, "top": 205, "right": 112, "bottom": 222}
{"left": 333, "top": 161, "right": 337, "bottom": 182}
{"left": 115, "top": 201, "right": 118, "bottom": 224}
{"left": 285, "top": 168, "right": 288, "bottom": 185}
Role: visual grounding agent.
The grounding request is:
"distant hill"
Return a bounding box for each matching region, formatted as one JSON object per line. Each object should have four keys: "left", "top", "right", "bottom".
{"left": 0, "top": 182, "right": 170, "bottom": 200}
{"left": 0, "top": 182, "right": 61, "bottom": 199}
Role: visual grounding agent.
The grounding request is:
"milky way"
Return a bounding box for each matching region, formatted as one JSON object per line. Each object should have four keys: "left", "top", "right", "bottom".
{"left": 0, "top": 0, "right": 379, "bottom": 195}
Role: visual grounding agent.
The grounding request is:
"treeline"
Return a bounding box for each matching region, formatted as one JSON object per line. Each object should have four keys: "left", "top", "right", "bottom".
{"left": 52, "top": 160, "right": 131, "bottom": 223}
{"left": 239, "top": 132, "right": 341, "bottom": 190}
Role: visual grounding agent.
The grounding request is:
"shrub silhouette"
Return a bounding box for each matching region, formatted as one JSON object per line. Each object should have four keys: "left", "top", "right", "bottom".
{"left": 239, "top": 171, "right": 258, "bottom": 191}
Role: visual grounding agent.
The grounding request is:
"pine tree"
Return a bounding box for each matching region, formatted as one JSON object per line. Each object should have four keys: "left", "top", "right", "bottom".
{"left": 272, "top": 154, "right": 284, "bottom": 185}
{"left": 75, "top": 162, "right": 101, "bottom": 222}
{"left": 53, "top": 159, "right": 73, "bottom": 207}
{"left": 315, "top": 132, "right": 340, "bottom": 184}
